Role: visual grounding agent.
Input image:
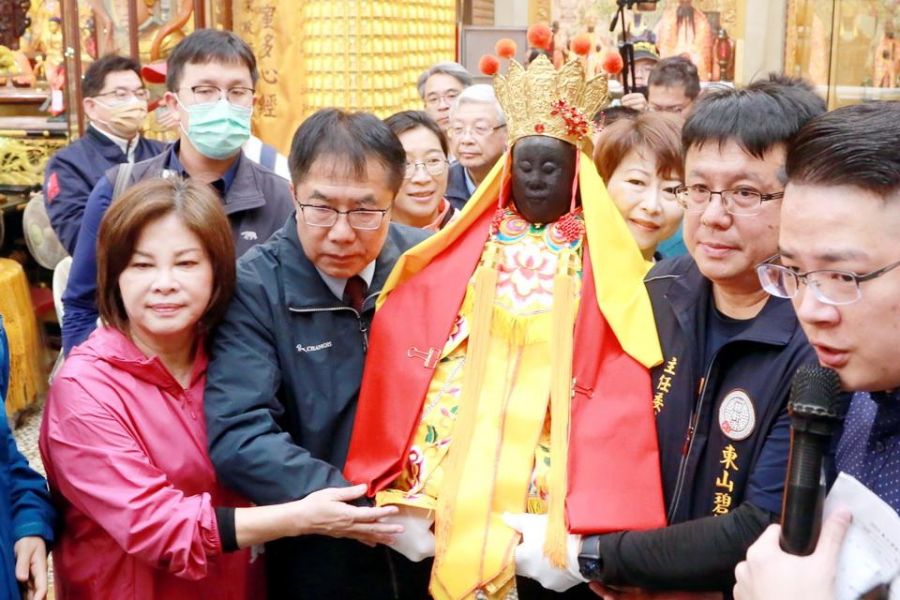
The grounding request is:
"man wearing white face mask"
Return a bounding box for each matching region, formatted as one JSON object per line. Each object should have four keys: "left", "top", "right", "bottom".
{"left": 61, "top": 29, "right": 293, "bottom": 355}
{"left": 44, "top": 54, "right": 166, "bottom": 255}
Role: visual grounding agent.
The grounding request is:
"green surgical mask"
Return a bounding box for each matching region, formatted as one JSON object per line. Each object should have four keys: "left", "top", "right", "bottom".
{"left": 178, "top": 96, "right": 251, "bottom": 160}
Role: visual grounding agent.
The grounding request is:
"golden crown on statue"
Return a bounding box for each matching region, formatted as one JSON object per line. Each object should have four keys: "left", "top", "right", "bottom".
{"left": 493, "top": 54, "right": 609, "bottom": 149}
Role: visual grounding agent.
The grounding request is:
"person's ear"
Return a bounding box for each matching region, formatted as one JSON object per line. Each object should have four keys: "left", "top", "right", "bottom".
{"left": 162, "top": 91, "right": 182, "bottom": 122}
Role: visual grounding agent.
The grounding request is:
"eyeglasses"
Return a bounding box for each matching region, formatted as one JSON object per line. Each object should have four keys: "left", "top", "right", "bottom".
{"left": 181, "top": 85, "right": 255, "bottom": 107}
{"left": 447, "top": 123, "right": 506, "bottom": 139}
{"left": 296, "top": 203, "right": 390, "bottom": 230}
{"left": 93, "top": 87, "right": 150, "bottom": 103}
{"left": 675, "top": 185, "right": 784, "bottom": 217}
{"left": 424, "top": 90, "right": 461, "bottom": 108}
{"left": 404, "top": 158, "right": 449, "bottom": 179}
{"left": 757, "top": 256, "right": 900, "bottom": 306}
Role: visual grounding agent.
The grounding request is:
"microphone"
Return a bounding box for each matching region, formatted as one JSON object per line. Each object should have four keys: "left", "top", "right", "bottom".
{"left": 780, "top": 365, "right": 844, "bottom": 555}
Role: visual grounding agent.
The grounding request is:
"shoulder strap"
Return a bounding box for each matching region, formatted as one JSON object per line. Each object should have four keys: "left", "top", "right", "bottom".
{"left": 259, "top": 143, "right": 277, "bottom": 171}
{"left": 112, "top": 161, "right": 136, "bottom": 202}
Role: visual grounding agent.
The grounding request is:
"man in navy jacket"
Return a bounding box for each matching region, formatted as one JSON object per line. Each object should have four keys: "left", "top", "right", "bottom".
{"left": 734, "top": 103, "right": 900, "bottom": 600}
{"left": 44, "top": 54, "right": 165, "bottom": 255}
{"left": 576, "top": 76, "right": 826, "bottom": 594}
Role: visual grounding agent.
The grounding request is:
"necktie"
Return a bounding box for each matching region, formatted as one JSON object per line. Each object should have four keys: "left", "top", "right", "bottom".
{"left": 343, "top": 275, "right": 368, "bottom": 313}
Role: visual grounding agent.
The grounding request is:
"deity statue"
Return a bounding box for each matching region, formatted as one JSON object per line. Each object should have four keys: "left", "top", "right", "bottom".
{"left": 345, "top": 54, "right": 666, "bottom": 600}
{"left": 654, "top": 0, "right": 714, "bottom": 80}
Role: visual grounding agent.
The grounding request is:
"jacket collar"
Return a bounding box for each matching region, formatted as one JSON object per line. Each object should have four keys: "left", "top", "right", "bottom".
{"left": 280, "top": 216, "right": 406, "bottom": 311}
{"left": 665, "top": 257, "right": 799, "bottom": 348}
{"left": 86, "top": 124, "right": 130, "bottom": 162}
{"left": 78, "top": 326, "right": 207, "bottom": 391}
{"left": 160, "top": 142, "right": 263, "bottom": 216}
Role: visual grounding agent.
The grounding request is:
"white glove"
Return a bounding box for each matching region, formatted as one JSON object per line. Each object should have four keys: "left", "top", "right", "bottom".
{"left": 503, "top": 512, "right": 587, "bottom": 593}
{"left": 384, "top": 505, "right": 435, "bottom": 562}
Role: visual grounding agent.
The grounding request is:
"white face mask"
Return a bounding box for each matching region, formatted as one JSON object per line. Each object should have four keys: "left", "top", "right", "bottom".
{"left": 93, "top": 98, "right": 149, "bottom": 139}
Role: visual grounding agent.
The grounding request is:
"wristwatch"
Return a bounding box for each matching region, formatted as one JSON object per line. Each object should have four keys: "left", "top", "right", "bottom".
{"left": 577, "top": 535, "right": 604, "bottom": 581}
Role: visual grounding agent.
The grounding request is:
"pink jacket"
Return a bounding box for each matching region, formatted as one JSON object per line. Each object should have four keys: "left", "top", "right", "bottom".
{"left": 40, "top": 327, "right": 262, "bottom": 599}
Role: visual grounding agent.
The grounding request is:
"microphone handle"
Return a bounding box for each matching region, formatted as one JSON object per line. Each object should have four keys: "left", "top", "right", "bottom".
{"left": 780, "top": 429, "right": 829, "bottom": 555}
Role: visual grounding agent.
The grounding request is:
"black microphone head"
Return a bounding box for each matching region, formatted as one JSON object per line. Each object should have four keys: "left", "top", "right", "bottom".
{"left": 788, "top": 365, "right": 844, "bottom": 424}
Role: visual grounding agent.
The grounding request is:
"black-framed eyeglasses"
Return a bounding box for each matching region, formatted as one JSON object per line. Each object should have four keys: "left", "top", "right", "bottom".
{"left": 446, "top": 123, "right": 506, "bottom": 139}
{"left": 93, "top": 87, "right": 150, "bottom": 103}
{"left": 296, "top": 203, "right": 390, "bottom": 230}
{"left": 757, "top": 255, "right": 900, "bottom": 306}
{"left": 181, "top": 85, "right": 255, "bottom": 107}
{"left": 404, "top": 158, "right": 449, "bottom": 179}
{"left": 675, "top": 184, "right": 784, "bottom": 216}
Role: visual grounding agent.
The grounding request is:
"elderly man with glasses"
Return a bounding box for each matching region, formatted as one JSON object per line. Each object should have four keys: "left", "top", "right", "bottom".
{"left": 44, "top": 54, "right": 166, "bottom": 255}
{"left": 61, "top": 29, "right": 293, "bottom": 354}
{"left": 577, "top": 76, "right": 827, "bottom": 597}
{"left": 445, "top": 84, "right": 508, "bottom": 211}
{"left": 734, "top": 102, "right": 900, "bottom": 600}
{"left": 204, "top": 108, "right": 429, "bottom": 599}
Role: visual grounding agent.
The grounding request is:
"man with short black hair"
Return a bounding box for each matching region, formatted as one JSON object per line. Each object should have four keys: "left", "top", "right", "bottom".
{"left": 734, "top": 101, "right": 900, "bottom": 600}
{"left": 61, "top": 29, "right": 293, "bottom": 354}
{"left": 204, "top": 108, "right": 429, "bottom": 599}
{"left": 417, "top": 62, "right": 473, "bottom": 132}
{"left": 578, "top": 75, "right": 826, "bottom": 596}
{"left": 648, "top": 56, "right": 701, "bottom": 117}
{"left": 44, "top": 54, "right": 165, "bottom": 254}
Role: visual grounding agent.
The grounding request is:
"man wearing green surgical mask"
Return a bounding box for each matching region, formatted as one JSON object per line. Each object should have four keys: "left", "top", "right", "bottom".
{"left": 44, "top": 54, "right": 167, "bottom": 255}
{"left": 62, "top": 29, "right": 294, "bottom": 354}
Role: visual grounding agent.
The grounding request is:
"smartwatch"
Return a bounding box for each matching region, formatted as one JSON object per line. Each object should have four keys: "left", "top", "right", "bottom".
{"left": 577, "top": 535, "right": 604, "bottom": 581}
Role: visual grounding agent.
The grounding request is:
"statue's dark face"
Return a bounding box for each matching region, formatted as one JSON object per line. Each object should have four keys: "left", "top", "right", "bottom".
{"left": 511, "top": 136, "right": 577, "bottom": 224}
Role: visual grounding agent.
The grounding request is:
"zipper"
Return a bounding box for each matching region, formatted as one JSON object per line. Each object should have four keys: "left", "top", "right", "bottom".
{"left": 288, "top": 305, "right": 369, "bottom": 351}
{"left": 667, "top": 359, "right": 716, "bottom": 522}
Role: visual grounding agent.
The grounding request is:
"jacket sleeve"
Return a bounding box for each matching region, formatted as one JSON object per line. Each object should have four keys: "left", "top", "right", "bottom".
{"left": 590, "top": 501, "right": 773, "bottom": 591}
{"left": 61, "top": 175, "right": 113, "bottom": 355}
{"left": 42, "top": 377, "right": 222, "bottom": 580}
{"left": 3, "top": 418, "right": 55, "bottom": 544}
{"left": 204, "top": 263, "right": 350, "bottom": 506}
{"left": 44, "top": 154, "right": 96, "bottom": 256}
{"left": 0, "top": 324, "right": 55, "bottom": 544}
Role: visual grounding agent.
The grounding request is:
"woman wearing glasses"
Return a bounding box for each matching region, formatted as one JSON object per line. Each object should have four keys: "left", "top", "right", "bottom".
{"left": 385, "top": 111, "right": 459, "bottom": 232}
{"left": 593, "top": 111, "right": 685, "bottom": 262}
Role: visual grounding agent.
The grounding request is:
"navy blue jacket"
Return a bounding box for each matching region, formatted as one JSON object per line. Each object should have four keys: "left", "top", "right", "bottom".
{"left": 61, "top": 143, "right": 293, "bottom": 354}
{"left": 0, "top": 318, "right": 55, "bottom": 600}
{"left": 646, "top": 255, "right": 816, "bottom": 523}
{"left": 204, "top": 217, "right": 429, "bottom": 598}
{"left": 445, "top": 161, "right": 472, "bottom": 211}
{"left": 43, "top": 125, "right": 166, "bottom": 255}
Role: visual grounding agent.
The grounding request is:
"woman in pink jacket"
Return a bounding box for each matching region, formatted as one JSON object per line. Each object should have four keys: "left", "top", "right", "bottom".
{"left": 40, "top": 177, "right": 400, "bottom": 599}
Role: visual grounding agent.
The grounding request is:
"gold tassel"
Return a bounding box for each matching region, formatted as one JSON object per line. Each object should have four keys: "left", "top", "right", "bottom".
{"left": 434, "top": 242, "right": 503, "bottom": 557}
{"left": 544, "top": 248, "right": 579, "bottom": 567}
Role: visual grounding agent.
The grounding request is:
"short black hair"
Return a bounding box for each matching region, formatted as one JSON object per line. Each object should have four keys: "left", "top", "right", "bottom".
{"left": 786, "top": 101, "right": 900, "bottom": 198}
{"left": 648, "top": 56, "right": 701, "bottom": 100}
{"left": 593, "top": 105, "right": 639, "bottom": 128}
{"left": 82, "top": 54, "right": 142, "bottom": 98}
{"left": 384, "top": 110, "right": 449, "bottom": 156}
{"left": 683, "top": 73, "right": 826, "bottom": 160}
{"left": 289, "top": 109, "right": 406, "bottom": 195}
{"left": 165, "top": 29, "right": 258, "bottom": 92}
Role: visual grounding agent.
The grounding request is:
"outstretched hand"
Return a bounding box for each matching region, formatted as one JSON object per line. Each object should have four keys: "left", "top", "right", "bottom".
{"left": 297, "top": 484, "right": 403, "bottom": 546}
